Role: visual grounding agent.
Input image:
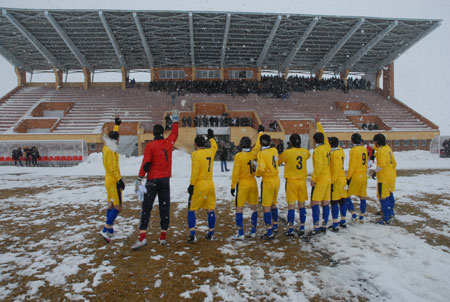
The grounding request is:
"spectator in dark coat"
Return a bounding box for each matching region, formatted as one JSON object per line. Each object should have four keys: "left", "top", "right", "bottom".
{"left": 31, "top": 146, "right": 39, "bottom": 167}
{"left": 219, "top": 146, "right": 230, "bottom": 172}
{"left": 12, "top": 148, "right": 23, "bottom": 166}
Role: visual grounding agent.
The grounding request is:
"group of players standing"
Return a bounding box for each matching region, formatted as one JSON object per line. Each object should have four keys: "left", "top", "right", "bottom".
{"left": 98, "top": 111, "right": 397, "bottom": 248}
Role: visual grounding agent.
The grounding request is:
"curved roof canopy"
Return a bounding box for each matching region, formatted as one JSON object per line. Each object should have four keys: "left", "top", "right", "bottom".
{"left": 0, "top": 8, "right": 441, "bottom": 74}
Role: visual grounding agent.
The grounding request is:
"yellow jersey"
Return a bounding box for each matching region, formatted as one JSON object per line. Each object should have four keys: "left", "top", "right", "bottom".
{"left": 278, "top": 147, "right": 311, "bottom": 180}
{"left": 231, "top": 133, "right": 262, "bottom": 189}
{"left": 190, "top": 138, "right": 218, "bottom": 185}
{"left": 312, "top": 122, "right": 331, "bottom": 182}
{"left": 256, "top": 147, "right": 279, "bottom": 179}
{"left": 347, "top": 145, "right": 368, "bottom": 178}
{"left": 330, "top": 147, "right": 346, "bottom": 183}
{"left": 375, "top": 145, "right": 396, "bottom": 183}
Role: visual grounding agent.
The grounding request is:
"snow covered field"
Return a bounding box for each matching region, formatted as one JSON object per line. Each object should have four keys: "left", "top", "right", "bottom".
{"left": 1, "top": 149, "right": 450, "bottom": 301}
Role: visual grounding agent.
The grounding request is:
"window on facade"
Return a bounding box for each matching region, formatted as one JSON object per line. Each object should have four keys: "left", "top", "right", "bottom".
{"left": 403, "top": 140, "right": 410, "bottom": 146}
{"left": 196, "top": 70, "right": 220, "bottom": 79}
{"left": 394, "top": 140, "right": 401, "bottom": 147}
{"left": 159, "top": 70, "right": 185, "bottom": 79}
{"left": 229, "top": 70, "right": 253, "bottom": 79}
{"left": 420, "top": 140, "right": 427, "bottom": 147}
{"left": 412, "top": 140, "right": 418, "bottom": 147}
{"left": 89, "top": 143, "right": 97, "bottom": 151}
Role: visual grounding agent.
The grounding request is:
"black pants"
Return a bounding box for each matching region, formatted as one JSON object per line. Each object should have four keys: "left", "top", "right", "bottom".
{"left": 139, "top": 177, "right": 171, "bottom": 231}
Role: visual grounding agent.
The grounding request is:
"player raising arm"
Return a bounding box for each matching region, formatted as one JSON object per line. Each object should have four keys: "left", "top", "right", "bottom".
{"left": 187, "top": 129, "right": 218, "bottom": 243}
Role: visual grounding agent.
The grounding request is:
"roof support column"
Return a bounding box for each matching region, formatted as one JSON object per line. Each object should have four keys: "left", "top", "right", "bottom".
{"left": 150, "top": 67, "right": 155, "bottom": 82}
{"left": 15, "top": 67, "right": 26, "bottom": 87}
{"left": 83, "top": 67, "right": 91, "bottom": 90}
{"left": 376, "top": 70, "right": 382, "bottom": 90}
{"left": 54, "top": 68, "right": 62, "bottom": 90}
{"left": 220, "top": 67, "right": 224, "bottom": 81}
{"left": 340, "top": 69, "right": 349, "bottom": 91}
{"left": 382, "top": 63, "right": 394, "bottom": 99}
{"left": 192, "top": 67, "right": 196, "bottom": 81}
{"left": 257, "top": 67, "right": 262, "bottom": 81}
{"left": 315, "top": 68, "right": 324, "bottom": 80}
{"left": 121, "top": 66, "right": 127, "bottom": 91}
{"left": 282, "top": 67, "right": 289, "bottom": 80}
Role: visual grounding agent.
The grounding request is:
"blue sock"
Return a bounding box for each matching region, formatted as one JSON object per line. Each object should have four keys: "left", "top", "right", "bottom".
{"left": 208, "top": 211, "right": 216, "bottom": 235}
{"left": 271, "top": 208, "right": 278, "bottom": 230}
{"left": 263, "top": 212, "right": 272, "bottom": 235}
{"left": 322, "top": 205, "right": 330, "bottom": 226}
{"left": 312, "top": 205, "right": 320, "bottom": 229}
{"left": 236, "top": 213, "right": 244, "bottom": 236}
{"left": 106, "top": 208, "right": 112, "bottom": 217}
{"left": 106, "top": 208, "right": 119, "bottom": 226}
{"left": 188, "top": 211, "right": 196, "bottom": 236}
{"left": 380, "top": 199, "right": 390, "bottom": 222}
{"left": 360, "top": 199, "right": 367, "bottom": 219}
{"left": 287, "top": 209, "right": 295, "bottom": 231}
{"left": 331, "top": 204, "right": 339, "bottom": 228}
{"left": 251, "top": 211, "right": 258, "bottom": 233}
{"left": 107, "top": 228, "right": 114, "bottom": 234}
{"left": 339, "top": 199, "right": 347, "bottom": 224}
{"left": 102, "top": 226, "right": 108, "bottom": 233}
{"left": 389, "top": 193, "right": 396, "bottom": 216}
{"left": 346, "top": 197, "right": 355, "bottom": 213}
{"left": 299, "top": 207, "right": 306, "bottom": 230}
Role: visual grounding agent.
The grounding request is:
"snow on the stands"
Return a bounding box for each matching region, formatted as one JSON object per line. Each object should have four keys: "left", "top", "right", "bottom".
{"left": 0, "top": 149, "right": 450, "bottom": 301}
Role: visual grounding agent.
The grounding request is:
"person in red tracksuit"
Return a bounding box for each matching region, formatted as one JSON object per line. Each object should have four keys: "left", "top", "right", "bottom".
{"left": 131, "top": 111, "right": 179, "bottom": 249}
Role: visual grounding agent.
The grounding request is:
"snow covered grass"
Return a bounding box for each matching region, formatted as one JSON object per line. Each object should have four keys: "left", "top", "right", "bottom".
{"left": 0, "top": 150, "right": 449, "bottom": 301}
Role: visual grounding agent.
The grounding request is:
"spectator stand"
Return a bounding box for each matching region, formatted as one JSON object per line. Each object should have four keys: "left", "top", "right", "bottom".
{"left": 0, "top": 140, "right": 88, "bottom": 166}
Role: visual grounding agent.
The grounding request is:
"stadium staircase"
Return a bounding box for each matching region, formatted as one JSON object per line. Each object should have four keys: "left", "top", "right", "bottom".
{"left": 0, "top": 86, "right": 434, "bottom": 135}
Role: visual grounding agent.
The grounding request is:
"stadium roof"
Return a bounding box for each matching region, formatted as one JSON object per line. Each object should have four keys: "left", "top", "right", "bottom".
{"left": 0, "top": 8, "right": 442, "bottom": 74}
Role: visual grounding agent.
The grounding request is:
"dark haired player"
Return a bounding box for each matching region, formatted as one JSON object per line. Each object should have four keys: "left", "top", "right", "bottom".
{"left": 230, "top": 132, "right": 263, "bottom": 239}
{"left": 278, "top": 133, "right": 310, "bottom": 237}
{"left": 256, "top": 133, "right": 280, "bottom": 240}
{"left": 187, "top": 129, "right": 218, "bottom": 243}
{"left": 345, "top": 133, "right": 368, "bottom": 222}
{"left": 100, "top": 117, "right": 125, "bottom": 243}
{"left": 131, "top": 111, "right": 179, "bottom": 249}
{"left": 328, "top": 136, "right": 346, "bottom": 231}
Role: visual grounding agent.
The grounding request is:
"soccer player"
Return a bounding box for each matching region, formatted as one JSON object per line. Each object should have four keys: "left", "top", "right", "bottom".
{"left": 187, "top": 129, "right": 218, "bottom": 243}
{"left": 230, "top": 133, "right": 262, "bottom": 239}
{"left": 373, "top": 134, "right": 397, "bottom": 224}
{"left": 255, "top": 133, "right": 280, "bottom": 240}
{"left": 278, "top": 134, "right": 310, "bottom": 237}
{"left": 328, "top": 137, "right": 346, "bottom": 232}
{"left": 99, "top": 117, "right": 125, "bottom": 243}
{"left": 131, "top": 111, "right": 179, "bottom": 250}
{"left": 309, "top": 115, "right": 331, "bottom": 236}
{"left": 345, "top": 133, "right": 368, "bottom": 222}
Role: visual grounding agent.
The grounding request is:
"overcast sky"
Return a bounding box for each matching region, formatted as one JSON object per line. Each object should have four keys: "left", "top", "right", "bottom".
{"left": 0, "top": 0, "right": 448, "bottom": 134}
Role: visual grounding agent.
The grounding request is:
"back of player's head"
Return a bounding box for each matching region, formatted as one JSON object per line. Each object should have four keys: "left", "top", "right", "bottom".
{"left": 313, "top": 132, "right": 324, "bottom": 144}
{"left": 329, "top": 137, "right": 339, "bottom": 148}
{"left": 194, "top": 135, "right": 206, "bottom": 147}
{"left": 260, "top": 134, "right": 271, "bottom": 147}
{"left": 153, "top": 124, "right": 164, "bottom": 137}
{"left": 108, "top": 131, "right": 119, "bottom": 141}
{"left": 289, "top": 134, "right": 301, "bottom": 148}
{"left": 239, "top": 136, "right": 251, "bottom": 149}
{"left": 373, "top": 133, "right": 386, "bottom": 146}
{"left": 351, "top": 133, "right": 362, "bottom": 145}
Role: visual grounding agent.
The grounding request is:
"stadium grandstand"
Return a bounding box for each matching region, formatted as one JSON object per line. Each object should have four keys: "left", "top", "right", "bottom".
{"left": 0, "top": 8, "right": 441, "bottom": 165}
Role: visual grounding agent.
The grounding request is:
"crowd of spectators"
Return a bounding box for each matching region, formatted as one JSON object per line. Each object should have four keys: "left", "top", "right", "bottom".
{"left": 166, "top": 113, "right": 253, "bottom": 128}
{"left": 361, "top": 123, "right": 379, "bottom": 131}
{"left": 11, "top": 146, "right": 39, "bottom": 166}
{"left": 148, "top": 75, "right": 371, "bottom": 99}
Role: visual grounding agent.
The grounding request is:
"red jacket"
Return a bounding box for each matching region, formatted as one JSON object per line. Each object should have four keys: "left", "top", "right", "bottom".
{"left": 139, "top": 123, "right": 178, "bottom": 180}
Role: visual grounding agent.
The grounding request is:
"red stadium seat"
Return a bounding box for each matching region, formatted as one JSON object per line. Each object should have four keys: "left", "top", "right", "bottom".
{"left": 0, "top": 156, "right": 5, "bottom": 161}
{"left": 6, "top": 156, "right": 12, "bottom": 161}
{"left": 48, "top": 156, "right": 53, "bottom": 161}
{"left": 67, "top": 156, "right": 73, "bottom": 160}
{"left": 61, "top": 156, "right": 66, "bottom": 161}
{"left": 54, "top": 156, "right": 60, "bottom": 160}
{"left": 41, "top": 156, "right": 48, "bottom": 161}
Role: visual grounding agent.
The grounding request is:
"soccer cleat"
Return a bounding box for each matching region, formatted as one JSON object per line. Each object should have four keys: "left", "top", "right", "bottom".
{"left": 187, "top": 235, "right": 197, "bottom": 243}
{"left": 328, "top": 225, "right": 339, "bottom": 233}
{"left": 204, "top": 233, "right": 215, "bottom": 240}
{"left": 377, "top": 219, "right": 390, "bottom": 225}
{"left": 339, "top": 222, "right": 347, "bottom": 229}
{"left": 283, "top": 231, "right": 296, "bottom": 238}
{"left": 306, "top": 229, "right": 323, "bottom": 237}
{"left": 159, "top": 239, "right": 166, "bottom": 245}
{"left": 245, "top": 231, "right": 256, "bottom": 239}
{"left": 260, "top": 233, "right": 274, "bottom": 240}
{"left": 320, "top": 227, "right": 327, "bottom": 234}
{"left": 131, "top": 238, "right": 147, "bottom": 250}
{"left": 232, "top": 233, "right": 245, "bottom": 240}
{"left": 295, "top": 229, "right": 305, "bottom": 237}
{"left": 99, "top": 230, "right": 111, "bottom": 243}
